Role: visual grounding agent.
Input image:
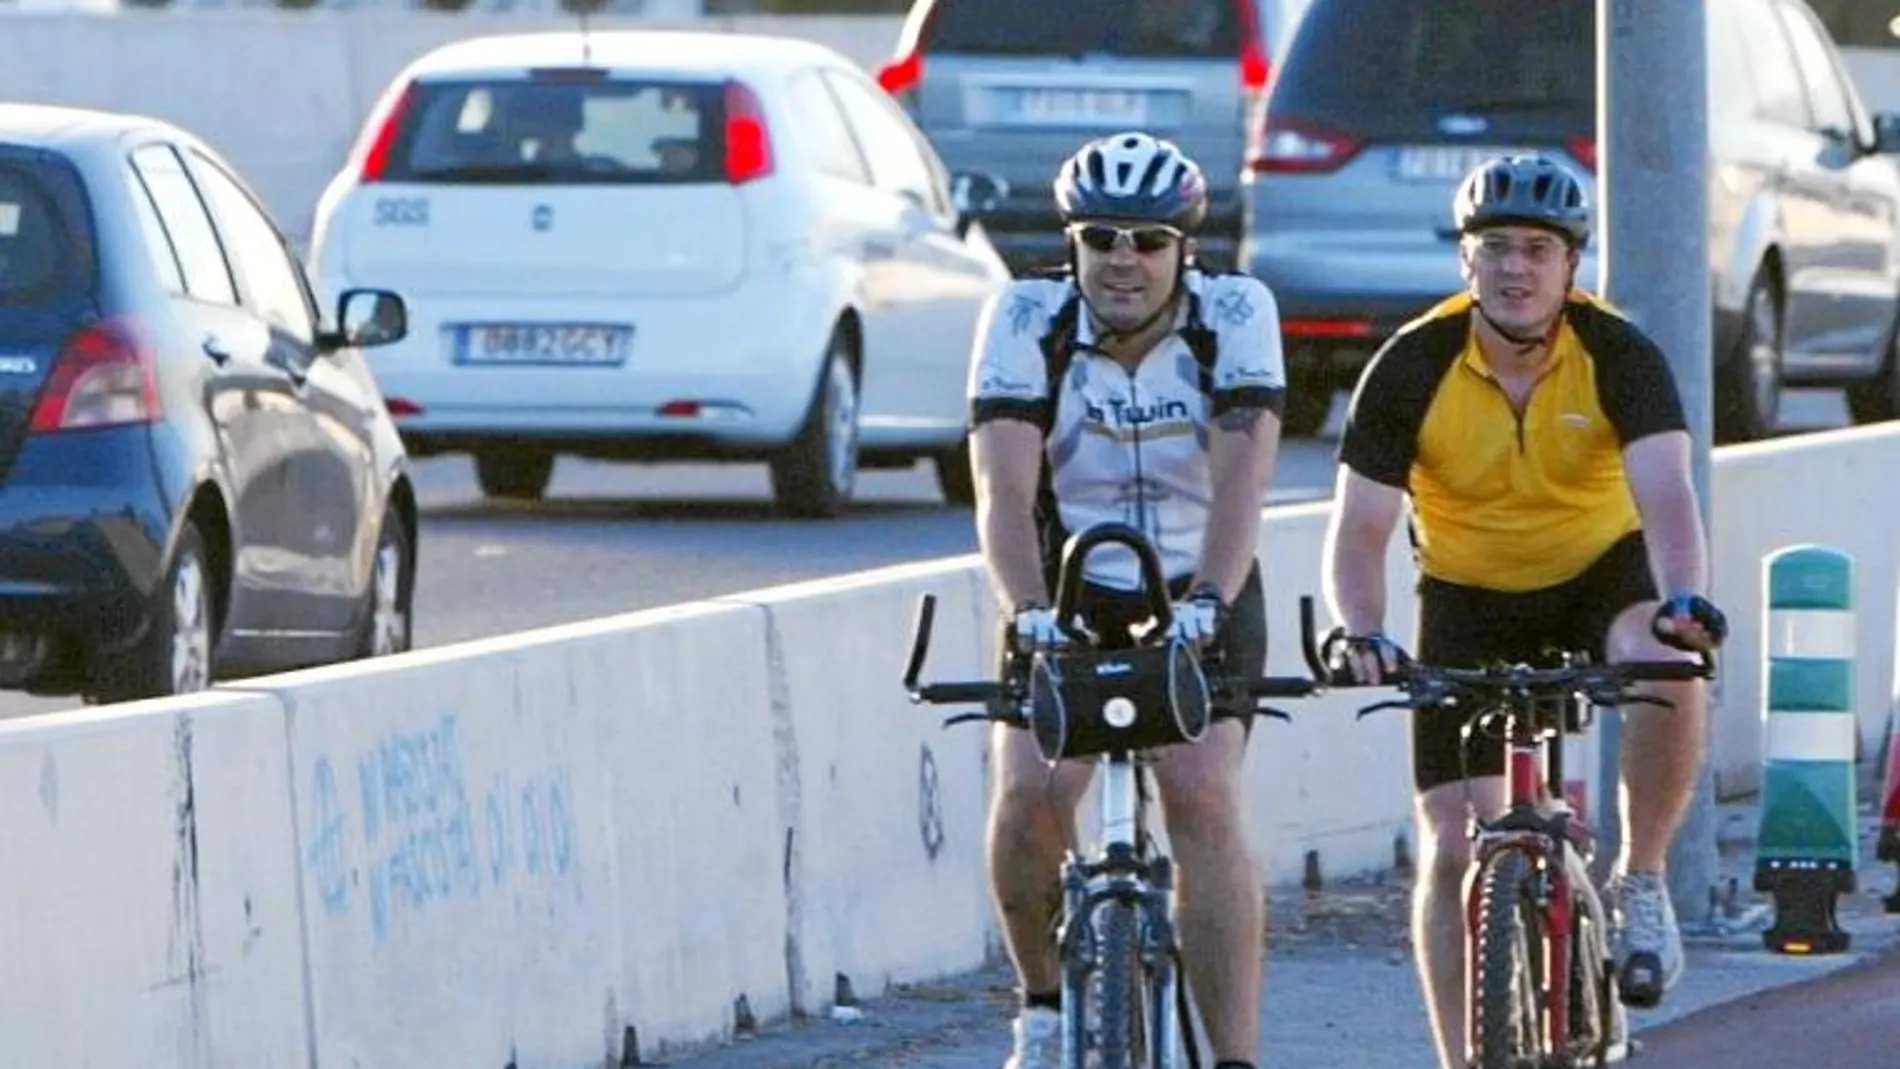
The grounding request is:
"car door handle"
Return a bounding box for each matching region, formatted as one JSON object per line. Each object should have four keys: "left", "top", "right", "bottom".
{"left": 269, "top": 352, "right": 308, "bottom": 388}
{"left": 862, "top": 238, "right": 895, "bottom": 260}
{"left": 201, "top": 333, "right": 231, "bottom": 364}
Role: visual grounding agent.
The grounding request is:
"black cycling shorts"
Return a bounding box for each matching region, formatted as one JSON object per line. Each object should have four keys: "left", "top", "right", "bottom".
{"left": 997, "top": 562, "right": 1268, "bottom": 734}
{"left": 1411, "top": 530, "right": 1658, "bottom": 793}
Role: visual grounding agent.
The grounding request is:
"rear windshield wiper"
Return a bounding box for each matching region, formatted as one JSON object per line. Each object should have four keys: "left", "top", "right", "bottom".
{"left": 1431, "top": 97, "right": 1584, "bottom": 113}
{"left": 402, "top": 163, "right": 562, "bottom": 183}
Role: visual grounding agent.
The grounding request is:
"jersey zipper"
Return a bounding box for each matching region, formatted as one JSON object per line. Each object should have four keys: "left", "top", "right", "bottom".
{"left": 1481, "top": 374, "right": 1542, "bottom": 454}
{"left": 1124, "top": 365, "right": 1151, "bottom": 555}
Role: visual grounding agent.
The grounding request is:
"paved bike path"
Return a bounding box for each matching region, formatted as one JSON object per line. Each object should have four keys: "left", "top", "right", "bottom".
{"left": 663, "top": 801, "right": 1899, "bottom": 1069}
{"left": 1635, "top": 940, "right": 1900, "bottom": 1068}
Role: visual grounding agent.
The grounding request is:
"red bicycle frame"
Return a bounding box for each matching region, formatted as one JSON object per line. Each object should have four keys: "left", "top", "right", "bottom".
{"left": 1463, "top": 703, "right": 1588, "bottom": 1054}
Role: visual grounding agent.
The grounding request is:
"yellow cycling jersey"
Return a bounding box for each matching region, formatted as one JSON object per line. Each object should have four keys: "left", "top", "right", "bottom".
{"left": 1338, "top": 290, "right": 1687, "bottom": 592}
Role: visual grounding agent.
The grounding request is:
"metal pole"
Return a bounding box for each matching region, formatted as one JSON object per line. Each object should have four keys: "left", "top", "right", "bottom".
{"left": 1596, "top": 0, "right": 1719, "bottom": 927}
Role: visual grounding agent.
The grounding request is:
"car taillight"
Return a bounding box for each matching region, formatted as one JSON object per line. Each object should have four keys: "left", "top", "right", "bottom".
{"left": 1566, "top": 135, "right": 1598, "bottom": 172}
{"left": 1247, "top": 118, "right": 1363, "bottom": 174}
{"left": 30, "top": 319, "right": 161, "bottom": 433}
{"left": 355, "top": 80, "right": 415, "bottom": 183}
{"left": 877, "top": 51, "right": 923, "bottom": 98}
{"left": 1234, "top": 0, "right": 1269, "bottom": 111}
{"left": 724, "top": 79, "right": 774, "bottom": 184}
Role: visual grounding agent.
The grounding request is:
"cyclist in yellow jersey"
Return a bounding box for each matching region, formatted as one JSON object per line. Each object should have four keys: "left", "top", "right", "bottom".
{"left": 1317, "top": 154, "right": 1729, "bottom": 1069}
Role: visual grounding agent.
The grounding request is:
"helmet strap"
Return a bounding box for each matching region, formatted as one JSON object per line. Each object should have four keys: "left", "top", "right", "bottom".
{"left": 1474, "top": 300, "right": 1560, "bottom": 355}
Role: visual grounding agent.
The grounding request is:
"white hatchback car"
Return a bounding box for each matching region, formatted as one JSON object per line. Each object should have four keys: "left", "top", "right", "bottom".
{"left": 309, "top": 29, "right": 1011, "bottom": 516}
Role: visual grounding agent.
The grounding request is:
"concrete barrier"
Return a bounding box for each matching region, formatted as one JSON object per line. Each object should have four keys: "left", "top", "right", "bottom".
{"left": 719, "top": 559, "right": 997, "bottom": 1016}
{"left": 0, "top": 692, "right": 308, "bottom": 1068}
{"left": 230, "top": 599, "right": 786, "bottom": 1067}
{"left": 242, "top": 636, "right": 624, "bottom": 1069}
{"left": 575, "top": 602, "right": 787, "bottom": 1059}
{"left": 1240, "top": 502, "right": 1417, "bottom": 888}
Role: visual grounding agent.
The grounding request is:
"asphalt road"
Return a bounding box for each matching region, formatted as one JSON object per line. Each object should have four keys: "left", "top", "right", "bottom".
{"left": 1636, "top": 941, "right": 1900, "bottom": 1067}
{"left": 0, "top": 391, "right": 1850, "bottom": 719}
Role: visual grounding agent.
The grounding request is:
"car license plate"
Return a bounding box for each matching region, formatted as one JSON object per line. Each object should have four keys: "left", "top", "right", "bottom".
{"left": 453, "top": 324, "right": 632, "bottom": 367}
{"left": 1008, "top": 87, "right": 1149, "bottom": 126}
{"left": 1393, "top": 146, "right": 1528, "bottom": 183}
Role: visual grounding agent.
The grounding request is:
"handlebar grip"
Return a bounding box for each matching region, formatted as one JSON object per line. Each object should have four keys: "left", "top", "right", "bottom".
{"left": 918, "top": 682, "right": 1006, "bottom": 705}
{"left": 1222, "top": 676, "right": 1319, "bottom": 698}
{"left": 1617, "top": 658, "right": 1714, "bottom": 682}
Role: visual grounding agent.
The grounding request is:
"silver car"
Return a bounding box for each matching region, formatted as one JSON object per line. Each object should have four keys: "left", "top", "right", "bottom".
{"left": 1242, "top": 0, "right": 1900, "bottom": 441}
{"left": 879, "top": 0, "right": 1311, "bottom": 277}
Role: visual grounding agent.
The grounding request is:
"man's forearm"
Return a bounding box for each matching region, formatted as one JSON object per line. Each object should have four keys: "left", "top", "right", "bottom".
{"left": 1644, "top": 484, "right": 1710, "bottom": 598}
{"left": 1325, "top": 528, "right": 1389, "bottom": 635}
{"left": 978, "top": 498, "right": 1049, "bottom": 612}
{"left": 1195, "top": 480, "right": 1265, "bottom": 602}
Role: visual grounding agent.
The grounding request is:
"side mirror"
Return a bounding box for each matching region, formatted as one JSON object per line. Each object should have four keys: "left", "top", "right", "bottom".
{"left": 1874, "top": 112, "right": 1900, "bottom": 156}
{"left": 333, "top": 288, "right": 407, "bottom": 350}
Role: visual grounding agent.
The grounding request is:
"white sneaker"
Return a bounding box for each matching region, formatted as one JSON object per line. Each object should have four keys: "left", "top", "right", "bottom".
{"left": 1609, "top": 869, "right": 1683, "bottom": 1007}
{"left": 1003, "top": 1006, "right": 1062, "bottom": 1069}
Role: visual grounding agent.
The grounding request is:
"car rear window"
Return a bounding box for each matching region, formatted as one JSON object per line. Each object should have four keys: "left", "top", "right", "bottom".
{"left": 381, "top": 75, "right": 725, "bottom": 185}
{"left": 1274, "top": 0, "right": 1593, "bottom": 118}
{"left": 0, "top": 162, "right": 84, "bottom": 305}
{"left": 918, "top": 0, "right": 1245, "bottom": 58}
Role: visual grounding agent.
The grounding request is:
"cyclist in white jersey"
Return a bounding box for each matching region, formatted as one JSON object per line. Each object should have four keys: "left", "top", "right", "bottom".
{"left": 965, "top": 131, "right": 1290, "bottom": 1069}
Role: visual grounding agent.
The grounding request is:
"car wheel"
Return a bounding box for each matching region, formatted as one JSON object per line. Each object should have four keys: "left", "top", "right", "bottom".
{"left": 355, "top": 502, "right": 412, "bottom": 659}
{"left": 87, "top": 521, "right": 217, "bottom": 703}
{"left": 475, "top": 449, "right": 554, "bottom": 501}
{"left": 1844, "top": 316, "right": 1900, "bottom": 425}
{"left": 770, "top": 331, "right": 859, "bottom": 518}
{"left": 935, "top": 435, "right": 976, "bottom": 507}
{"left": 1715, "top": 269, "right": 1783, "bottom": 444}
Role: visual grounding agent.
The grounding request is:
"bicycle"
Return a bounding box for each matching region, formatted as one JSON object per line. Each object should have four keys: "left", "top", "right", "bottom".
{"left": 1332, "top": 644, "right": 1715, "bottom": 1069}
{"left": 900, "top": 522, "right": 1327, "bottom": 1069}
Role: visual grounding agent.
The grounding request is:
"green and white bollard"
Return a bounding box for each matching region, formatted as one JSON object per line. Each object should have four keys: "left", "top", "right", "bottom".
{"left": 1754, "top": 545, "right": 1858, "bottom": 955}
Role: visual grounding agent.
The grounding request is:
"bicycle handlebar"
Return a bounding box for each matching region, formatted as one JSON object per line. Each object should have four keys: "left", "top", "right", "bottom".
{"left": 1347, "top": 652, "right": 1717, "bottom": 720}
{"left": 900, "top": 522, "right": 1333, "bottom": 727}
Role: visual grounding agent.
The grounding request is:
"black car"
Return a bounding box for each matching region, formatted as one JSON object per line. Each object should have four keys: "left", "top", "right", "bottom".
{"left": 0, "top": 104, "right": 418, "bottom": 703}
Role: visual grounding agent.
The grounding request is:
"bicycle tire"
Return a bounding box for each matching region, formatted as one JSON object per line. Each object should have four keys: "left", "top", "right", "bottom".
{"left": 1564, "top": 876, "right": 1626, "bottom": 1068}
{"left": 1094, "top": 899, "right": 1145, "bottom": 1069}
{"left": 1473, "top": 852, "right": 1543, "bottom": 1069}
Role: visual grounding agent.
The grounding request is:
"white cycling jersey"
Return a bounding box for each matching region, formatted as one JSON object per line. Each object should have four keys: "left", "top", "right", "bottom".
{"left": 967, "top": 270, "right": 1289, "bottom": 592}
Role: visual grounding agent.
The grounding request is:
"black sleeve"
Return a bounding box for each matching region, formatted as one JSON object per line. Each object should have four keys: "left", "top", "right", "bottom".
{"left": 1581, "top": 311, "right": 1689, "bottom": 445}
{"left": 1336, "top": 338, "right": 1433, "bottom": 489}
{"left": 970, "top": 395, "right": 1053, "bottom": 432}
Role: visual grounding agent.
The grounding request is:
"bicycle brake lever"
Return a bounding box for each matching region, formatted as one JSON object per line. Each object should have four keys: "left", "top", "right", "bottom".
{"left": 1619, "top": 694, "right": 1679, "bottom": 711}
{"left": 942, "top": 713, "right": 992, "bottom": 728}
{"left": 1356, "top": 700, "right": 1414, "bottom": 719}
{"left": 1256, "top": 706, "right": 1292, "bottom": 722}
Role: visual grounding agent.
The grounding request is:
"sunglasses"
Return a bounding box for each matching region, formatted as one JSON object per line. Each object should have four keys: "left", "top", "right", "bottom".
{"left": 1070, "top": 223, "right": 1183, "bottom": 254}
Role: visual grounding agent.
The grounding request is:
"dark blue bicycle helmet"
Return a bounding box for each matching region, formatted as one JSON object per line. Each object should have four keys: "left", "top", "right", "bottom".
{"left": 1453, "top": 154, "right": 1592, "bottom": 248}
{"left": 1054, "top": 132, "right": 1209, "bottom": 233}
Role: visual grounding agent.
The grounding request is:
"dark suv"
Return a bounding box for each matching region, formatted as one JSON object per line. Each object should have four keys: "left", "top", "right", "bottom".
{"left": 878, "top": 0, "right": 1303, "bottom": 276}
{"left": 1242, "top": 0, "right": 1900, "bottom": 441}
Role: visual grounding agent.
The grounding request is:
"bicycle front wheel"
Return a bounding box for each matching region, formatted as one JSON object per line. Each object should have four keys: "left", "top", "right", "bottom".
{"left": 1092, "top": 899, "right": 1146, "bottom": 1069}
{"left": 1472, "top": 851, "right": 1544, "bottom": 1069}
